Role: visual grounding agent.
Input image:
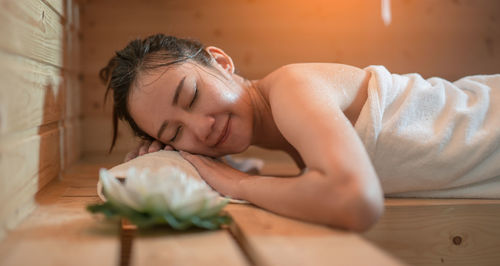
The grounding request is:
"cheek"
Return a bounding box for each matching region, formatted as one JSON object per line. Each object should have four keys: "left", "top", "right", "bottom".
{"left": 212, "top": 81, "right": 242, "bottom": 104}
{"left": 175, "top": 132, "right": 202, "bottom": 152}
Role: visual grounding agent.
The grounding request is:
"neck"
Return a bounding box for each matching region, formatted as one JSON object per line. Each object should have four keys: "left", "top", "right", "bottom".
{"left": 238, "top": 75, "right": 287, "bottom": 150}
{"left": 233, "top": 74, "right": 305, "bottom": 168}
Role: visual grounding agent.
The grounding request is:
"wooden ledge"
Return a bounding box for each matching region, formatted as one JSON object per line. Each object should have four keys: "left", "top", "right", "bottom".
{"left": 225, "top": 203, "right": 402, "bottom": 266}
{"left": 365, "top": 198, "right": 500, "bottom": 265}
{"left": 1, "top": 156, "right": 498, "bottom": 265}
{"left": 0, "top": 158, "right": 407, "bottom": 265}
{"left": 0, "top": 164, "right": 120, "bottom": 266}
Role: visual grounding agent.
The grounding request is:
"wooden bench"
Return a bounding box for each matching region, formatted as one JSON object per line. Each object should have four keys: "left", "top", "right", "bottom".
{"left": 245, "top": 149, "right": 500, "bottom": 265}
{"left": 365, "top": 198, "right": 500, "bottom": 265}
{"left": 2, "top": 156, "right": 499, "bottom": 265}
{"left": 0, "top": 158, "right": 403, "bottom": 266}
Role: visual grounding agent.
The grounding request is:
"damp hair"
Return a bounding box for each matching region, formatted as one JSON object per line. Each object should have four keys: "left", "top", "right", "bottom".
{"left": 99, "top": 34, "right": 213, "bottom": 152}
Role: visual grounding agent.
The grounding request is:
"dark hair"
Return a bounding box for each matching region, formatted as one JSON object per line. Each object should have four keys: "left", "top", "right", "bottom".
{"left": 99, "top": 34, "right": 213, "bottom": 152}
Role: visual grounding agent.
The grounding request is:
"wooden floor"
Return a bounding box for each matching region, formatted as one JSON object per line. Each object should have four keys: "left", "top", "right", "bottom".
{"left": 0, "top": 155, "right": 499, "bottom": 266}
{"left": 0, "top": 156, "right": 404, "bottom": 266}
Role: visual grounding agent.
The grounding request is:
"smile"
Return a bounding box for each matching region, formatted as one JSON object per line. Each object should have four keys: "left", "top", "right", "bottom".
{"left": 214, "top": 114, "right": 231, "bottom": 147}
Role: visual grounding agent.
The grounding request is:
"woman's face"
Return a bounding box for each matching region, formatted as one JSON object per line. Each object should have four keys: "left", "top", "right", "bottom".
{"left": 128, "top": 62, "right": 254, "bottom": 157}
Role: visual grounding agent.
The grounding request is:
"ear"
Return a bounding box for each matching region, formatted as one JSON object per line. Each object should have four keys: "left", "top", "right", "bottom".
{"left": 205, "top": 46, "right": 235, "bottom": 76}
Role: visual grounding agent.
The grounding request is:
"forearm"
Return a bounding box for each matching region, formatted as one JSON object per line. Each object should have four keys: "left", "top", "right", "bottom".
{"left": 238, "top": 169, "right": 382, "bottom": 231}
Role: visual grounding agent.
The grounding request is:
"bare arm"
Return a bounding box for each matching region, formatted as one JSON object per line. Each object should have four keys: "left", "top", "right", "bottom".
{"left": 241, "top": 64, "right": 382, "bottom": 231}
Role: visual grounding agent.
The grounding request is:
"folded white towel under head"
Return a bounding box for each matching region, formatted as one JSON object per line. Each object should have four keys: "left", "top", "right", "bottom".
{"left": 97, "top": 150, "right": 251, "bottom": 204}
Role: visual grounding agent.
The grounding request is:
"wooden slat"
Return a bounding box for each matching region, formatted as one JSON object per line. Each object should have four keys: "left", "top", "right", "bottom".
{"left": 63, "top": 5, "right": 81, "bottom": 73}
{"left": 42, "top": 0, "right": 65, "bottom": 20}
{"left": 226, "top": 204, "right": 403, "bottom": 266}
{"left": 62, "top": 117, "right": 82, "bottom": 168}
{"left": 65, "top": 71, "right": 81, "bottom": 119}
{"left": 82, "top": 115, "right": 138, "bottom": 154}
{"left": 0, "top": 163, "right": 120, "bottom": 266}
{"left": 0, "top": 50, "right": 64, "bottom": 136}
{"left": 0, "top": 0, "right": 64, "bottom": 67}
{"left": 0, "top": 125, "right": 61, "bottom": 205}
{"left": 62, "top": 9, "right": 83, "bottom": 165}
{"left": 0, "top": 174, "right": 37, "bottom": 241}
{"left": 131, "top": 228, "right": 249, "bottom": 266}
{"left": 0, "top": 126, "right": 61, "bottom": 238}
{"left": 81, "top": 74, "right": 110, "bottom": 116}
{"left": 364, "top": 199, "right": 500, "bottom": 266}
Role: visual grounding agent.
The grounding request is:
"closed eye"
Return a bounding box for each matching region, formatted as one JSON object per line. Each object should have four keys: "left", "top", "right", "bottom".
{"left": 170, "top": 126, "right": 182, "bottom": 142}
{"left": 188, "top": 82, "right": 198, "bottom": 109}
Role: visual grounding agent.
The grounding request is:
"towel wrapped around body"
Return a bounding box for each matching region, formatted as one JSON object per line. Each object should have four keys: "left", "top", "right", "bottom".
{"left": 355, "top": 66, "right": 500, "bottom": 198}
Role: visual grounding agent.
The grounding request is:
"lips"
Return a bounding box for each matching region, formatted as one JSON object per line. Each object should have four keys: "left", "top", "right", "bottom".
{"left": 214, "top": 114, "right": 231, "bottom": 147}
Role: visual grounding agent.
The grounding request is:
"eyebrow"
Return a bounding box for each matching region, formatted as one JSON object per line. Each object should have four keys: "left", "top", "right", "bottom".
{"left": 172, "top": 76, "right": 186, "bottom": 105}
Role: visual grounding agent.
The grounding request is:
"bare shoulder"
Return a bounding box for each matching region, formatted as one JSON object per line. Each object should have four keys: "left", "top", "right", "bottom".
{"left": 259, "top": 63, "right": 370, "bottom": 111}
{"left": 261, "top": 63, "right": 366, "bottom": 84}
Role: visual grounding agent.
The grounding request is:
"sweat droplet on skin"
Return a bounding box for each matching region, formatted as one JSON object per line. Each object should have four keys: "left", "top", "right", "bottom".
{"left": 220, "top": 89, "right": 240, "bottom": 103}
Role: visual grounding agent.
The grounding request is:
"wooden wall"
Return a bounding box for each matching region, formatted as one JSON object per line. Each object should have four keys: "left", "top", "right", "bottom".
{"left": 0, "top": 0, "right": 81, "bottom": 240}
{"left": 80, "top": 0, "right": 500, "bottom": 155}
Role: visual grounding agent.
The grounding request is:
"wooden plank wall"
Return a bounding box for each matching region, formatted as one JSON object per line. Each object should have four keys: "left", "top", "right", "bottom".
{"left": 0, "top": 0, "right": 82, "bottom": 240}
{"left": 79, "top": 0, "right": 500, "bottom": 156}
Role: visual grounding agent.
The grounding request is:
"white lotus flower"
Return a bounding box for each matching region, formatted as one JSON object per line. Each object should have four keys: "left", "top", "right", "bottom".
{"left": 97, "top": 167, "right": 229, "bottom": 226}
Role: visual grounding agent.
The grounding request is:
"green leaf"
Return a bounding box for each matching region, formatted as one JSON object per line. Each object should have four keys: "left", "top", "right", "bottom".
{"left": 86, "top": 200, "right": 231, "bottom": 230}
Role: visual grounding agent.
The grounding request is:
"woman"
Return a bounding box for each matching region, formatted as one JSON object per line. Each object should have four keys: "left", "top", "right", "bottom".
{"left": 100, "top": 34, "right": 500, "bottom": 231}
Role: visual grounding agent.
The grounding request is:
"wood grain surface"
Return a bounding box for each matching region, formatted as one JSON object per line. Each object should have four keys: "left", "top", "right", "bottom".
{"left": 0, "top": 0, "right": 82, "bottom": 240}
{"left": 0, "top": 158, "right": 404, "bottom": 266}
{"left": 226, "top": 203, "right": 404, "bottom": 266}
{"left": 0, "top": 161, "right": 119, "bottom": 266}
{"left": 78, "top": 0, "right": 500, "bottom": 155}
{"left": 365, "top": 199, "right": 500, "bottom": 266}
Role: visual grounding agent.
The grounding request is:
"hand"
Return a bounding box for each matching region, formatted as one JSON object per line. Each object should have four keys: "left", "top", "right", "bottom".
{"left": 179, "top": 151, "right": 251, "bottom": 199}
{"left": 123, "top": 139, "right": 174, "bottom": 162}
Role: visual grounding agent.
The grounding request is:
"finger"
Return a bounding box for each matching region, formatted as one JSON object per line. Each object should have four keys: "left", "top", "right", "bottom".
{"left": 179, "top": 151, "right": 203, "bottom": 165}
{"left": 179, "top": 150, "right": 194, "bottom": 161}
{"left": 163, "top": 144, "right": 174, "bottom": 151}
{"left": 138, "top": 140, "right": 151, "bottom": 156}
{"left": 124, "top": 151, "right": 138, "bottom": 162}
{"left": 148, "top": 140, "right": 163, "bottom": 153}
{"left": 180, "top": 152, "right": 216, "bottom": 168}
{"left": 196, "top": 154, "right": 219, "bottom": 164}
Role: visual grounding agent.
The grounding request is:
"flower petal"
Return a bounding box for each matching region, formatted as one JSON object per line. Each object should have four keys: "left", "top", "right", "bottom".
{"left": 99, "top": 168, "right": 142, "bottom": 211}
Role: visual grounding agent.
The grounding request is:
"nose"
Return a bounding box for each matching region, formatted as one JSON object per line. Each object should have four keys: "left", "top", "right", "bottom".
{"left": 183, "top": 113, "right": 215, "bottom": 143}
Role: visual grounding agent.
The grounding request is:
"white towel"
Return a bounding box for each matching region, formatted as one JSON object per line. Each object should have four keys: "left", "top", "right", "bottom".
{"left": 96, "top": 151, "right": 255, "bottom": 204}
{"left": 355, "top": 66, "right": 500, "bottom": 198}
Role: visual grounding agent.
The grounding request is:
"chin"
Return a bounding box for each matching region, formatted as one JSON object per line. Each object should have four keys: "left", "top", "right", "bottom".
{"left": 235, "top": 142, "right": 251, "bottom": 154}
{"left": 231, "top": 134, "right": 252, "bottom": 153}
